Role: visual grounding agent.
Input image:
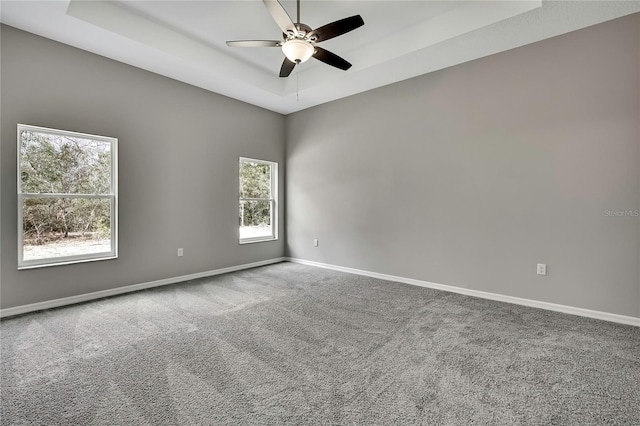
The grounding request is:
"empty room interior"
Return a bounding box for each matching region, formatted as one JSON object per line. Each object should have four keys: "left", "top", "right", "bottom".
{"left": 1, "top": 0, "right": 639, "bottom": 424}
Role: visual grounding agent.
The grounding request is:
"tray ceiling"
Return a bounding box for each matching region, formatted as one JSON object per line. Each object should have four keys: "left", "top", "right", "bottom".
{"left": 1, "top": 1, "right": 639, "bottom": 114}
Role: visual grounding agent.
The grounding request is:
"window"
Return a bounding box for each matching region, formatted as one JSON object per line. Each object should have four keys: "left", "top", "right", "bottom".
{"left": 239, "top": 157, "right": 277, "bottom": 243}
{"left": 18, "top": 124, "right": 117, "bottom": 269}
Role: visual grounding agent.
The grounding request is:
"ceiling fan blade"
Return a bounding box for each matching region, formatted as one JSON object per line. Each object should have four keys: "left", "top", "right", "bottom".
{"left": 279, "top": 58, "right": 297, "bottom": 77}
{"left": 263, "top": 0, "right": 298, "bottom": 37}
{"left": 312, "top": 47, "right": 352, "bottom": 71}
{"left": 226, "top": 40, "right": 281, "bottom": 48}
{"left": 308, "top": 15, "right": 364, "bottom": 43}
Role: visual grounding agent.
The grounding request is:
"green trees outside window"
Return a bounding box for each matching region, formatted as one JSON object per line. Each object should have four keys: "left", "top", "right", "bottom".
{"left": 239, "top": 158, "right": 277, "bottom": 243}
{"left": 18, "top": 125, "right": 117, "bottom": 268}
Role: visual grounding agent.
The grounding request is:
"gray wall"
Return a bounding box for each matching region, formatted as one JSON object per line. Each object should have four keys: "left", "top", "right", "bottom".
{"left": 2, "top": 14, "right": 639, "bottom": 318}
{"left": 1, "top": 26, "right": 285, "bottom": 309}
{"left": 286, "top": 14, "right": 640, "bottom": 318}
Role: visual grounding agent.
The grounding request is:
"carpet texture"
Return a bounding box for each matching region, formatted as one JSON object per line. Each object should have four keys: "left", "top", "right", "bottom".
{"left": 1, "top": 262, "right": 639, "bottom": 425}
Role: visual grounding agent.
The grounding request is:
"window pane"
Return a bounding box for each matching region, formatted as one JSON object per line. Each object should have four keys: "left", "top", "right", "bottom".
{"left": 240, "top": 161, "right": 271, "bottom": 199}
{"left": 22, "top": 198, "right": 112, "bottom": 261}
{"left": 20, "top": 129, "right": 112, "bottom": 194}
{"left": 239, "top": 200, "right": 273, "bottom": 239}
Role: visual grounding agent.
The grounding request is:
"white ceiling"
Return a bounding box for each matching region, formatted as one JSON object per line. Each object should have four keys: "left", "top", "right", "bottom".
{"left": 1, "top": 1, "right": 639, "bottom": 114}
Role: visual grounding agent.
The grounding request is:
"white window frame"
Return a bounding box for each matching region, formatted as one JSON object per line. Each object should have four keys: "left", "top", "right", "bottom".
{"left": 17, "top": 124, "right": 118, "bottom": 269}
{"left": 239, "top": 157, "right": 278, "bottom": 244}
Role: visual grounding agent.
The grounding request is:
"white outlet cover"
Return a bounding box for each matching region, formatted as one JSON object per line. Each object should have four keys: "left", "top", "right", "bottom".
{"left": 537, "top": 264, "right": 547, "bottom": 276}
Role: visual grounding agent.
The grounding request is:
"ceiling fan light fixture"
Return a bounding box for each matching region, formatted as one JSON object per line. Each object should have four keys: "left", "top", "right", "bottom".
{"left": 282, "top": 39, "right": 314, "bottom": 63}
{"left": 226, "top": 0, "right": 363, "bottom": 77}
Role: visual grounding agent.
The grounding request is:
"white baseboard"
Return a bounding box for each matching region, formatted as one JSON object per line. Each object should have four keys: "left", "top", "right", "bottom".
{"left": 287, "top": 257, "right": 640, "bottom": 327}
{"left": 0, "top": 257, "right": 287, "bottom": 318}
{"left": 4, "top": 256, "right": 638, "bottom": 327}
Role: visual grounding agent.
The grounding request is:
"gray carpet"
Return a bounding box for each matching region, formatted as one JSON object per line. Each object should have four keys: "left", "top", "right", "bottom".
{"left": 1, "top": 262, "right": 638, "bottom": 425}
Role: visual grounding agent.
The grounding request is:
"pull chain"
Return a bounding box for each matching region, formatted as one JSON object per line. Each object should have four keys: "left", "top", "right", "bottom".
{"left": 296, "top": 0, "right": 301, "bottom": 102}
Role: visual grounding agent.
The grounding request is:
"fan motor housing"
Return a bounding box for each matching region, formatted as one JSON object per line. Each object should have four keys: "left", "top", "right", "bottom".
{"left": 287, "top": 23, "right": 315, "bottom": 41}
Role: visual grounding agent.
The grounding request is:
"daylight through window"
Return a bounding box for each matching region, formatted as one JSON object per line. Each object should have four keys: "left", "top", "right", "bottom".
{"left": 239, "top": 157, "right": 277, "bottom": 243}
{"left": 18, "top": 124, "right": 118, "bottom": 268}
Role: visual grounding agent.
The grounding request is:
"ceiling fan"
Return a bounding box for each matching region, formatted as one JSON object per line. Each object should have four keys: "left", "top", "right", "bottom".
{"left": 226, "top": 0, "right": 364, "bottom": 77}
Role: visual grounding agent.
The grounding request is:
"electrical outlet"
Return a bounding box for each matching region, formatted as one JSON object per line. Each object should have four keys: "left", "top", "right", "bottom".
{"left": 178, "top": 248, "right": 184, "bottom": 257}
{"left": 313, "top": 239, "right": 318, "bottom": 247}
{"left": 537, "top": 263, "right": 546, "bottom": 276}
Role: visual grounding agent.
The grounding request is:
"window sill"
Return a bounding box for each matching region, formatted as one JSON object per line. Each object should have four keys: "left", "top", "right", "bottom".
{"left": 18, "top": 254, "right": 117, "bottom": 270}
{"left": 239, "top": 237, "right": 278, "bottom": 245}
